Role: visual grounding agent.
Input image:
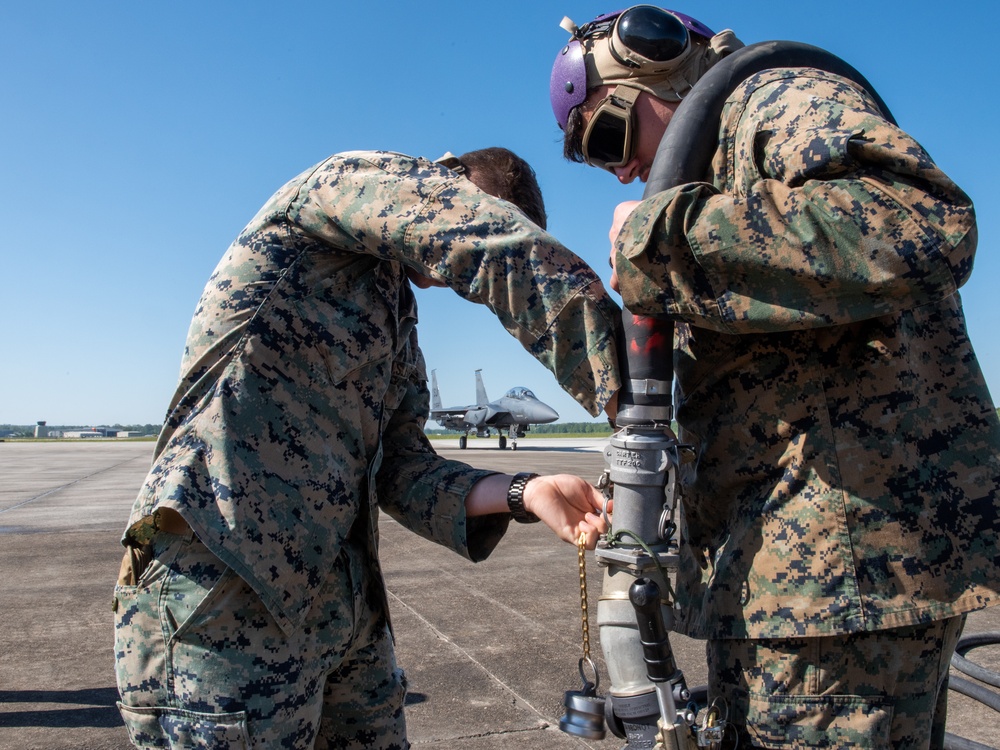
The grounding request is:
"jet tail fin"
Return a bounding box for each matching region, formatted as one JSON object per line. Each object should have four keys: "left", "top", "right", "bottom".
{"left": 475, "top": 369, "right": 488, "bottom": 407}
{"left": 431, "top": 370, "right": 443, "bottom": 411}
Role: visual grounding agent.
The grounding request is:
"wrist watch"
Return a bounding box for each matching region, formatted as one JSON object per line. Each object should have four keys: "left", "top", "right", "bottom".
{"left": 507, "top": 472, "right": 541, "bottom": 523}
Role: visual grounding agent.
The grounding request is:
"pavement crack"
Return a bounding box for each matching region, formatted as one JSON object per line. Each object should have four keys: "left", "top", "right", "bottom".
{"left": 0, "top": 455, "right": 147, "bottom": 514}
{"left": 409, "top": 724, "right": 608, "bottom": 748}
{"left": 386, "top": 589, "right": 551, "bottom": 722}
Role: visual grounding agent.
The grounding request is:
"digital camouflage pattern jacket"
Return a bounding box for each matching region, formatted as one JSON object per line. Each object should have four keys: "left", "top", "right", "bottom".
{"left": 614, "top": 69, "right": 1000, "bottom": 639}
{"left": 123, "top": 151, "right": 622, "bottom": 634}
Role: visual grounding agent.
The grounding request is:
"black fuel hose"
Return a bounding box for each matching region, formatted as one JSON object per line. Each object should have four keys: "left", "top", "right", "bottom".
{"left": 944, "top": 733, "right": 997, "bottom": 750}
{"left": 944, "top": 631, "right": 1000, "bottom": 750}
{"left": 953, "top": 632, "right": 1000, "bottom": 689}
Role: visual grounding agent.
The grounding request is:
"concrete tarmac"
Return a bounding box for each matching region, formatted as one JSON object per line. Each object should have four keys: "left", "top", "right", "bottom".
{"left": 1, "top": 438, "right": 997, "bottom": 749}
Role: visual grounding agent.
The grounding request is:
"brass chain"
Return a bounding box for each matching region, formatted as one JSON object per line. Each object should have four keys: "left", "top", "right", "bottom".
{"left": 577, "top": 532, "right": 591, "bottom": 662}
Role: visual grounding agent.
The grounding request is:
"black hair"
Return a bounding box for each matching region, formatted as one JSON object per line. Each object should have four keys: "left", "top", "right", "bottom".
{"left": 561, "top": 107, "right": 588, "bottom": 164}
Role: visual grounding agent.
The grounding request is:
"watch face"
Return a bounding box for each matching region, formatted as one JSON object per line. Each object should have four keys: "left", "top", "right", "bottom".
{"left": 508, "top": 473, "right": 540, "bottom": 522}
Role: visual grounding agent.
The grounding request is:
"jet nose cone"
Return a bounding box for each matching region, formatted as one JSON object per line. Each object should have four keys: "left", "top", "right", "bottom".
{"left": 538, "top": 403, "right": 559, "bottom": 424}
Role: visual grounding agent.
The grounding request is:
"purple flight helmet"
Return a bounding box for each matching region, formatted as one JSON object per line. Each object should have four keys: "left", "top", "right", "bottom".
{"left": 550, "top": 7, "right": 715, "bottom": 129}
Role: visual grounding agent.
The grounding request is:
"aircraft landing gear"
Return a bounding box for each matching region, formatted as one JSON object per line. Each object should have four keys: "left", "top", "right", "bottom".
{"left": 459, "top": 435, "right": 468, "bottom": 449}
{"left": 499, "top": 435, "right": 507, "bottom": 450}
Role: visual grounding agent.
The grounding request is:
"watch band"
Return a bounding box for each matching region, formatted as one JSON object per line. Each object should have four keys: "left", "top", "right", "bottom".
{"left": 507, "top": 472, "right": 541, "bottom": 523}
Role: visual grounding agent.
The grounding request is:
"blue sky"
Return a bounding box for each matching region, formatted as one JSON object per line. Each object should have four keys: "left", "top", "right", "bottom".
{"left": 3, "top": 1, "right": 998, "bottom": 426}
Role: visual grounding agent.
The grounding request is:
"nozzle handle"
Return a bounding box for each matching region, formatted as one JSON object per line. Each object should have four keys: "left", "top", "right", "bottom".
{"left": 628, "top": 577, "right": 677, "bottom": 682}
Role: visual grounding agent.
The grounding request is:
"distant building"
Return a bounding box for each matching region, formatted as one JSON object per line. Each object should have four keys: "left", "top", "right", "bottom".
{"left": 116, "top": 431, "right": 144, "bottom": 438}
{"left": 64, "top": 430, "right": 106, "bottom": 439}
{"left": 34, "top": 421, "right": 48, "bottom": 438}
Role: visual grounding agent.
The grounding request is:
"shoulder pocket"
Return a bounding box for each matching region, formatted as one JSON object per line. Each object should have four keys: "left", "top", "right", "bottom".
{"left": 754, "top": 128, "right": 864, "bottom": 187}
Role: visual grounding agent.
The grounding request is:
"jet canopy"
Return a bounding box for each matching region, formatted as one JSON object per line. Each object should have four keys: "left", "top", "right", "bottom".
{"left": 504, "top": 387, "right": 536, "bottom": 400}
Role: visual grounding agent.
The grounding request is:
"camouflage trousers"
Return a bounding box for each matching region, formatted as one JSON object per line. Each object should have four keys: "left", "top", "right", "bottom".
{"left": 113, "top": 528, "right": 408, "bottom": 749}
{"left": 706, "top": 616, "right": 964, "bottom": 749}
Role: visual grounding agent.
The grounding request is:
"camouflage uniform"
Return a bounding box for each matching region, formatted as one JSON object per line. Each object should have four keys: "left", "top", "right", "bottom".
{"left": 613, "top": 69, "right": 1000, "bottom": 746}
{"left": 114, "top": 151, "right": 622, "bottom": 748}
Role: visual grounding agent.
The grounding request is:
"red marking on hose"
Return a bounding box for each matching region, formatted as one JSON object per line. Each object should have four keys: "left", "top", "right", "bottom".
{"left": 630, "top": 332, "right": 668, "bottom": 354}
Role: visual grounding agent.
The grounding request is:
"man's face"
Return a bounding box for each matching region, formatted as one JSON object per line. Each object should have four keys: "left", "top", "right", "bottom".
{"left": 580, "top": 85, "right": 678, "bottom": 185}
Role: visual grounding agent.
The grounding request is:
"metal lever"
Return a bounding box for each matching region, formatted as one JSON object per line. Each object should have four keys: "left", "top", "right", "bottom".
{"left": 629, "top": 578, "right": 680, "bottom": 719}
{"left": 629, "top": 577, "right": 699, "bottom": 749}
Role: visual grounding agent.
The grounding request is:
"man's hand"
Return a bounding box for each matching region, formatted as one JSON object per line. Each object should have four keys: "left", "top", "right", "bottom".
{"left": 522, "top": 474, "right": 610, "bottom": 549}
{"left": 608, "top": 200, "right": 641, "bottom": 293}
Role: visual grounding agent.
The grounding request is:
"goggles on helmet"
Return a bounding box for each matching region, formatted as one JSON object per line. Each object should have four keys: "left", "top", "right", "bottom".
{"left": 581, "top": 85, "right": 640, "bottom": 171}
{"left": 607, "top": 5, "right": 694, "bottom": 69}
{"left": 550, "top": 6, "right": 716, "bottom": 131}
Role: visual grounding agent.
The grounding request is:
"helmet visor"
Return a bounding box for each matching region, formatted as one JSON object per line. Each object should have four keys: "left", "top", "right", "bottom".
{"left": 581, "top": 86, "right": 639, "bottom": 172}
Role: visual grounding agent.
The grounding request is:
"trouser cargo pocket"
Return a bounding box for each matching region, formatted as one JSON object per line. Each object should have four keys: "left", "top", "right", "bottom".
{"left": 747, "top": 693, "right": 892, "bottom": 749}
{"left": 118, "top": 704, "right": 250, "bottom": 749}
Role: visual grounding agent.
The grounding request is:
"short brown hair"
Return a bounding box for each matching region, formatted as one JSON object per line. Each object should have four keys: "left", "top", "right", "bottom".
{"left": 458, "top": 147, "right": 548, "bottom": 230}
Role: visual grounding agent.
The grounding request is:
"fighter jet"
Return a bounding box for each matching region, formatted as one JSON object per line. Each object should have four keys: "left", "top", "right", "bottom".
{"left": 429, "top": 369, "right": 559, "bottom": 450}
